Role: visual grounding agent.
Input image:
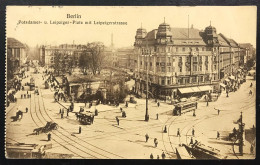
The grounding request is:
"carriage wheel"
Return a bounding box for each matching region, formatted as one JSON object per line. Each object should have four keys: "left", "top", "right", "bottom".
{"left": 54, "top": 124, "right": 59, "bottom": 130}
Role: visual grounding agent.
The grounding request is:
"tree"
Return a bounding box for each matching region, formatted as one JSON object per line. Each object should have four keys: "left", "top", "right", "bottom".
{"left": 79, "top": 51, "right": 91, "bottom": 74}
{"left": 87, "top": 42, "right": 105, "bottom": 75}
{"left": 53, "top": 51, "right": 67, "bottom": 76}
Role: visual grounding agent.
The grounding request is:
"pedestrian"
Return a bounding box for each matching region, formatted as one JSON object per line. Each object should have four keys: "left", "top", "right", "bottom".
{"left": 206, "top": 100, "right": 209, "bottom": 106}
{"left": 177, "top": 128, "right": 181, "bottom": 137}
{"left": 193, "top": 110, "right": 196, "bottom": 117}
{"left": 116, "top": 117, "right": 119, "bottom": 125}
{"left": 161, "top": 152, "right": 166, "bottom": 159}
{"left": 122, "top": 111, "right": 126, "bottom": 118}
{"left": 61, "top": 113, "right": 63, "bottom": 119}
{"left": 218, "top": 109, "right": 220, "bottom": 115}
{"left": 190, "top": 137, "right": 193, "bottom": 145}
{"left": 217, "top": 131, "right": 220, "bottom": 139}
{"left": 92, "top": 115, "right": 95, "bottom": 124}
{"left": 157, "top": 102, "right": 160, "bottom": 107}
{"left": 95, "top": 109, "right": 98, "bottom": 116}
{"left": 79, "top": 126, "right": 81, "bottom": 134}
{"left": 226, "top": 91, "right": 229, "bottom": 97}
{"left": 67, "top": 110, "right": 69, "bottom": 116}
{"left": 192, "top": 128, "right": 195, "bottom": 136}
{"left": 120, "top": 107, "right": 123, "bottom": 112}
{"left": 250, "top": 144, "right": 254, "bottom": 154}
{"left": 21, "top": 94, "right": 23, "bottom": 99}
{"left": 195, "top": 102, "right": 198, "bottom": 109}
{"left": 47, "top": 133, "right": 51, "bottom": 141}
{"left": 59, "top": 108, "right": 62, "bottom": 114}
{"left": 157, "top": 155, "right": 160, "bottom": 159}
{"left": 233, "top": 127, "right": 237, "bottom": 134}
{"left": 25, "top": 107, "right": 28, "bottom": 113}
{"left": 125, "top": 101, "right": 128, "bottom": 108}
{"left": 154, "top": 138, "right": 158, "bottom": 147}
{"left": 145, "top": 133, "right": 149, "bottom": 142}
{"left": 156, "top": 113, "right": 159, "bottom": 120}
{"left": 24, "top": 94, "right": 26, "bottom": 98}
{"left": 164, "top": 125, "right": 167, "bottom": 133}
{"left": 150, "top": 153, "right": 154, "bottom": 159}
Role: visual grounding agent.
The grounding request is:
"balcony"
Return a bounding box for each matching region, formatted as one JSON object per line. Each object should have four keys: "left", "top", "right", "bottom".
{"left": 191, "top": 71, "right": 205, "bottom": 75}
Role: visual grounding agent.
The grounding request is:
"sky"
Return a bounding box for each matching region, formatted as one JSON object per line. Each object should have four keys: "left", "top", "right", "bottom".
{"left": 6, "top": 6, "right": 257, "bottom": 48}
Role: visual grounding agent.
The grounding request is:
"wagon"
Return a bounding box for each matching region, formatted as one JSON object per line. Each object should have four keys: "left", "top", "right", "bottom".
{"left": 33, "top": 121, "right": 59, "bottom": 134}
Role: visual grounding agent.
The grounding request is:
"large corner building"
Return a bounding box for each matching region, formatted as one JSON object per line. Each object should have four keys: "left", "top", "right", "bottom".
{"left": 133, "top": 21, "right": 241, "bottom": 99}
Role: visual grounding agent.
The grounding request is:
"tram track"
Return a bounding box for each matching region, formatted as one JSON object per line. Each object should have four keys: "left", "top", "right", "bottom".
{"left": 37, "top": 77, "right": 124, "bottom": 159}
{"left": 30, "top": 76, "right": 96, "bottom": 158}
{"left": 182, "top": 86, "right": 255, "bottom": 159}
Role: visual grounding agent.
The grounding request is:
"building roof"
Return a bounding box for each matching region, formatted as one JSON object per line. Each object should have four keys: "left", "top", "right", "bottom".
{"left": 171, "top": 28, "right": 203, "bottom": 39}
{"left": 218, "top": 33, "right": 239, "bottom": 48}
{"left": 66, "top": 75, "right": 97, "bottom": 83}
{"left": 144, "top": 28, "right": 206, "bottom": 46}
{"left": 7, "top": 38, "right": 25, "bottom": 48}
{"left": 239, "top": 43, "right": 253, "bottom": 48}
{"left": 217, "top": 34, "right": 229, "bottom": 47}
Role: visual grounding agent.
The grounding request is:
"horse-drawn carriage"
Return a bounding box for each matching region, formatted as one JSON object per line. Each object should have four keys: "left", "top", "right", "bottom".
{"left": 11, "top": 110, "right": 23, "bottom": 121}
{"left": 75, "top": 112, "right": 93, "bottom": 125}
{"left": 33, "top": 121, "right": 59, "bottom": 134}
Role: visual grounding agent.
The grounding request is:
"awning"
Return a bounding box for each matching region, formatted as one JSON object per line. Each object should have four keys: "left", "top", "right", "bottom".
{"left": 225, "top": 79, "right": 230, "bottom": 82}
{"left": 198, "top": 86, "right": 212, "bottom": 92}
{"left": 229, "top": 76, "right": 235, "bottom": 80}
{"left": 219, "top": 83, "right": 226, "bottom": 87}
{"left": 191, "top": 87, "right": 200, "bottom": 92}
{"left": 178, "top": 88, "right": 194, "bottom": 94}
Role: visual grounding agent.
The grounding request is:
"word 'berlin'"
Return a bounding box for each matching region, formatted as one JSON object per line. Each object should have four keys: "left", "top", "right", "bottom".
{"left": 67, "top": 14, "right": 82, "bottom": 19}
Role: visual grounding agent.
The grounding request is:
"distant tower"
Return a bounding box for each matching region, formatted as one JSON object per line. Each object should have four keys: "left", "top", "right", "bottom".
{"left": 111, "top": 33, "right": 114, "bottom": 48}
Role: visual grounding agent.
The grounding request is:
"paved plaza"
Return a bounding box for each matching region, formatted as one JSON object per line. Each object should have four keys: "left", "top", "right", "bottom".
{"left": 6, "top": 67, "right": 256, "bottom": 159}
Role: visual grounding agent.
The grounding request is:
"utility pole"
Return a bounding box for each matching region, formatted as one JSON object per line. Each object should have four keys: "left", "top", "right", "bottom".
{"left": 145, "top": 39, "right": 149, "bottom": 122}
{"left": 238, "top": 111, "right": 245, "bottom": 155}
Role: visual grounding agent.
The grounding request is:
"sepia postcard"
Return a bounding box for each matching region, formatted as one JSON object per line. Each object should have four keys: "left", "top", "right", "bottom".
{"left": 5, "top": 6, "right": 256, "bottom": 159}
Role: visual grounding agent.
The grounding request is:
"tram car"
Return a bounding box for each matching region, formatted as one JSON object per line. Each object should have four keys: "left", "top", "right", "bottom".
{"left": 173, "top": 101, "right": 197, "bottom": 116}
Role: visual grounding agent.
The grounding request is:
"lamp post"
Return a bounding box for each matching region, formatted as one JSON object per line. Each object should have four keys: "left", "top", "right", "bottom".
{"left": 145, "top": 53, "right": 149, "bottom": 122}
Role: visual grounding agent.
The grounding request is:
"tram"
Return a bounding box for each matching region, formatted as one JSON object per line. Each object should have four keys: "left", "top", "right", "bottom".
{"left": 173, "top": 101, "right": 197, "bottom": 116}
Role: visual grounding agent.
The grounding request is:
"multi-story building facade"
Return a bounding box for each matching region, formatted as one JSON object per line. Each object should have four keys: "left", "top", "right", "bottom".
{"left": 133, "top": 21, "right": 242, "bottom": 99}
{"left": 239, "top": 43, "right": 255, "bottom": 64}
{"left": 40, "top": 44, "right": 85, "bottom": 68}
{"left": 7, "top": 38, "right": 28, "bottom": 80}
{"left": 116, "top": 47, "right": 134, "bottom": 71}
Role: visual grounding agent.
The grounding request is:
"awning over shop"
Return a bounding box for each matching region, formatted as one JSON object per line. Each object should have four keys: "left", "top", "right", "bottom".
{"left": 69, "top": 83, "right": 81, "bottom": 87}
{"left": 190, "top": 87, "right": 200, "bottom": 92}
{"left": 229, "top": 76, "right": 235, "bottom": 80}
{"left": 178, "top": 86, "right": 212, "bottom": 94}
{"left": 198, "top": 86, "right": 212, "bottom": 92}
{"left": 219, "top": 83, "right": 226, "bottom": 87}
{"left": 225, "top": 79, "right": 230, "bottom": 82}
{"left": 178, "top": 88, "right": 194, "bottom": 94}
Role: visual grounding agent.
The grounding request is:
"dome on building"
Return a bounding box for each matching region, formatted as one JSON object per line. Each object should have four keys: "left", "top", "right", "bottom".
{"left": 204, "top": 22, "right": 217, "bottom": 37}
{"left": 135, "top": 27, "right": 147, "bottom": 39}
{"left": 156, "top": 22, "right": 172, "bottom": 38}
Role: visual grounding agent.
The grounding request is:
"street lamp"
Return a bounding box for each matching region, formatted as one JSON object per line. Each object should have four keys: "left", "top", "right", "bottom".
{"left": 145, "top": 53, "right": 149, "bottom": 122}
